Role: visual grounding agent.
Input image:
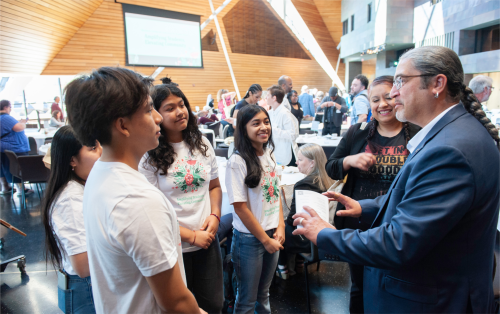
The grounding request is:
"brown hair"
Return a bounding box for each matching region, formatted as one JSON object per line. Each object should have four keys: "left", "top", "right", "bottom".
{"left": 267, "top": 85, "right": 285, "bottom": 104}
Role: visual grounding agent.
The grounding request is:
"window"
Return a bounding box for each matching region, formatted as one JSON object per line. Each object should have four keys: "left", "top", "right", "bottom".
{"left": 343, "top": 19, "right": 348, "bottom": 35}
{"left": 475, "top": 24, "right": 500, "bottom": 53}
{"left": 367, "top": 3, "right": 372, "bottom": 23}
{"left": 351, "top": 15, "right": 355, "bottom": 31}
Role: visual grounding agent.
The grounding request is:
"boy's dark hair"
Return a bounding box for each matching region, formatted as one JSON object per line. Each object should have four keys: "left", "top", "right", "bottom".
{"left": 267, "top": 85, "right": 285, "bottom": 104}
{"left": 354, "top": 74, "right": 369, "bottom": 89}
{"left": 0, "top": 100, "right": 11, "bottom": 110}
{"left": 65, "top": 67, "right": 154, "bottom": 147}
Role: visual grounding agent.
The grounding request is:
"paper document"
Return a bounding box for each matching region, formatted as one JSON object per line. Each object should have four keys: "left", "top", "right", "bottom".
{"left": 295, "top": 190, "right": 329, "bottom": 228}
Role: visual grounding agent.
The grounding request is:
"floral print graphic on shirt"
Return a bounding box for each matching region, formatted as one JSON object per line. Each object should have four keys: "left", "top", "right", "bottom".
{"left": 261, "top": 166, "right": 279, "bottom": 204}
{"left": 172, "top": 155, "right": 207, "bottom": 193}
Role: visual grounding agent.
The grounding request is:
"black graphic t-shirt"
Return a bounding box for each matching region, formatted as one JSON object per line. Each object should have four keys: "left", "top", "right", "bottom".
{"left": 351, "top": 128, "right": 409, "bottom": 202}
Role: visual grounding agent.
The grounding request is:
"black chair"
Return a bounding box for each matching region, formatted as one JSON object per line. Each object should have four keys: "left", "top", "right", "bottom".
{"left": 4, "top": 150, "right": 51, "bottom": 209}
{"left": 322, "top": 146, "right": 336, "bottom": 159}
{"left": 214, "top": 148, "right": 228, "bottom": 158}
{"left": 202, "top": 132, "right": 214, "bottom": 147}
{"left": 44, "top": 137, "right": 53, "bottom": 145}
{"left": 28, "top": 137, "right": 37, "bottom": 155}
{"left": 206, "top": 121, "right": 221, "bottom": 138}
{"left": 299, "top": 242, "right": 322, "bottom": 314}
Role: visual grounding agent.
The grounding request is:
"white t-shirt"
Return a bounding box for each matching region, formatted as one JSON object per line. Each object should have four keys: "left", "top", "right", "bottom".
{"left": 139, "top": 137, "right": 219, "bottom": 252}
{"left": 50, "top": 180, "right": 86, "bottom": 276}
{"left": 84, "top": 161, "right": 185, "bottom": 314}
{"left": 226, "top": 150, "right": 280, "bottom": 233}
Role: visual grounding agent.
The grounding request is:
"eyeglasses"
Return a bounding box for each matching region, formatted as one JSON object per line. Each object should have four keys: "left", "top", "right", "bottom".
{"left": 488, "top": 86, "right": 495, "bottom": 90}
{"left": 393, "top": 75, "right": 435, "bottom": 90}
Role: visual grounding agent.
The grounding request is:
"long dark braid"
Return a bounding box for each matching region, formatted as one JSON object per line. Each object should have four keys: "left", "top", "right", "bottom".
{"left": 461, "top": 85, "right": 499, "bottom": 145}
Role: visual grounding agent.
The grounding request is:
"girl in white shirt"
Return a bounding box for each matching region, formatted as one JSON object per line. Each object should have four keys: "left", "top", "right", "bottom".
{"left": 42, "top": 125, "right": 102, "bottom": 314}
{"left": 140, "top": 83, "right": 224, "bottom": 313}
{"left": 226, "top": 104, "right": 285, "bottom": 314}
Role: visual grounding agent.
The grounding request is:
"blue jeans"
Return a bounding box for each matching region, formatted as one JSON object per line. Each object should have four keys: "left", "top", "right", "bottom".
{"left": 58, "top": 273, "right": 96, "bottom": 314}
{"left": 231, "top": 229, "right": 279, "bottom": 314}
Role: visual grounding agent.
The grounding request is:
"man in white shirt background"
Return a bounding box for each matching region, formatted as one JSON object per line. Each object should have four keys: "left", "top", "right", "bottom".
{"left": 266, "top": 85, "right": 299, "bottom": 166}
{"left": 278, "top": 75, "right": 293, "bottom": 111}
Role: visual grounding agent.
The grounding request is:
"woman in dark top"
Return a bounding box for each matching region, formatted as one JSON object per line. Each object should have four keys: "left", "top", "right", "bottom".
{"left": 287, "top": 90, "right": 304, "bottom": 125}
{"left": 277, "top": 143, "right": 333, "bottom": 276}
{"left": 325, "top": 76, "right": 420, "bottom": 314}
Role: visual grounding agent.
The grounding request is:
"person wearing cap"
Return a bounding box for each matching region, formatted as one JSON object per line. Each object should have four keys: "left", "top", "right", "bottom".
{"left": 317, "top": 87, "right": 347, "bottom": 136}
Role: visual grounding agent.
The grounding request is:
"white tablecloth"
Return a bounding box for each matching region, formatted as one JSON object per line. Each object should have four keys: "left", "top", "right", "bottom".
{"left": 217, "top": 159, "right": 305, "bottom": 216}
{"left": 25, "top": 129, "right": 57, "bottom": 149}
{"left": 38, "top": 143, "right": 51, "bottom": 155}
{"left": 296, "top": 134, "right": 342, "bottom": 147}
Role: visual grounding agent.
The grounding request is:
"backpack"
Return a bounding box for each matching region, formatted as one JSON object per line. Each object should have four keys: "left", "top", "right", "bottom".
{"left": 355, "top": 93, "right": 372, "bottom": 122}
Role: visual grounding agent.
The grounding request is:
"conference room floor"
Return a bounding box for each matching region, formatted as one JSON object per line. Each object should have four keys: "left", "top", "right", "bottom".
{"left": 0, "top": 186, "right": 351, "bottom": 314}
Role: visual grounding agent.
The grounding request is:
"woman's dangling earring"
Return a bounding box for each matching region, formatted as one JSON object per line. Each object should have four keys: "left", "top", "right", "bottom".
{"left": 72, "top": 167, "right": 75, "bottom": 171}
{"left": 434, "top": 92, "right": 439, "bottom": 98}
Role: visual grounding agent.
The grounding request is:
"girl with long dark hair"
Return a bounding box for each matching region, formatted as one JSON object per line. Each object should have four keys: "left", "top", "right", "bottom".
{"left": 225, "top": 104, "right": 285, "bottom": 314}
{"left": 42, "top": 125, "right": 102, "bottom": 314}
{"left": 325, "top": 75, "right": 420, "bottom": 313}
{"left": 140, "top": 83, "right": 224, "bottom": 313}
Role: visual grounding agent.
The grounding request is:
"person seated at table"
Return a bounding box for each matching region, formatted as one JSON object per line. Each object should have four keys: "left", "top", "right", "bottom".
{"left": 140, "top": 83, "right": 224, "bottom": 313}
{"left": 325, "top": 75, "right": 420, "bottom": 313}
{"left": 287, "top": 90, "right": 305, "bottom": 125}
{"left": 42, "top": 125, "right": 102, "bottom": 314}
{"left": 225, "top": 104, "right": 284, "bottom": 314}
{"left": 277, "top": 143, "right": 333, "bottom": 276}
{"left": 0, "top": 99, "right": 32, "bottom": 196}
{"left": 49, "top": 110, "right": 65, "bottom": 128}
{"left": 266, "top": 85, "right": 299, "bottom": 166}
{"left": 198, "top": 106, "right": 219, "bottom": 125}
{"left": 65, "top": 67, "right": 202, "bottom": 314}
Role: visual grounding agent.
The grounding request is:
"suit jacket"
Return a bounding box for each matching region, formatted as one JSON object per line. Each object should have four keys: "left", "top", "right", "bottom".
{"left": 317, "top": 104, "right": 499, "bottom": 313}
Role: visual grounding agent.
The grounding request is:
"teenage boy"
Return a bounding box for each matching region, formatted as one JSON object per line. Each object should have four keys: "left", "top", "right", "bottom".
{"left": 65, "top": 67, "right": 205, "bottom": 314}
{"left": 266, "top": 85, "right": 299, "bottom": 166}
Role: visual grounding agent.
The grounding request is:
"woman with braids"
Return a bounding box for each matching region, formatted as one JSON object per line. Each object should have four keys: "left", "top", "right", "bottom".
{"left": 139, "top": 83, "right": 224, "bottom": 313}
{"left": 293, "top": 46, "right": 499, "bottom": 313}
{"left": 42, "top": 126, "right": 102, "bottom": 314}
{"left": 323, "top": 75, "right": 420, "bottom": 313}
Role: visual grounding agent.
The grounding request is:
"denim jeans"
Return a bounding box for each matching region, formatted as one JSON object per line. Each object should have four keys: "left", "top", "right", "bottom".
{"left": 183, "top": 234, "right": 224, "bottom": 314}
{"left": 58, "top": 273, "right": 96, "bottom": 314}
{"left": 231, "top": 229, "right": 279, "bottom": 314}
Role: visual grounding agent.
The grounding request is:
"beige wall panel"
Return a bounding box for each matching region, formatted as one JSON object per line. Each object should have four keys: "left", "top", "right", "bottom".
{"left": 42, "top": 0, "right": 332, "bottom": 106}
{"left": 0, "top": 0, "right": 104, "bottom": 74}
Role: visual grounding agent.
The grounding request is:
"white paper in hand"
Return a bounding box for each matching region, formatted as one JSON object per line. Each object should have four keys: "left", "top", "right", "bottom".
{"left": 295, "top": 190, "right": 329, "bottom": 229}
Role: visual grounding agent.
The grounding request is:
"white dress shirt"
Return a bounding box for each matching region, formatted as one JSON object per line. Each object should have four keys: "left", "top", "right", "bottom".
{"left": 281, "top": 96, "right": 291, "bottom": 111}
{"left": 268, "top": 103, "right": 299, "bottom": 165}
{"left": 407, "top": 104, "right": 459, "bottom": 153}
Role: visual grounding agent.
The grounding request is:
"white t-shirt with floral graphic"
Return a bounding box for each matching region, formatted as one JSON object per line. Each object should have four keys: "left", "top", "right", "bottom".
{"left": 140, "top": 136, "right": 218, "bottom": 252}
{"left": 226, "top": 149, "right": 280, "bottom": 233}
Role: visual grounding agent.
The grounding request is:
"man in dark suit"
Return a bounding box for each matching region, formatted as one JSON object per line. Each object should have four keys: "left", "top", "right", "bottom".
{"left": 293, "top": 46, "right": 500, "bottom": 313}
{"left": 317, "top": 87, "right": 347, "bottom": 136}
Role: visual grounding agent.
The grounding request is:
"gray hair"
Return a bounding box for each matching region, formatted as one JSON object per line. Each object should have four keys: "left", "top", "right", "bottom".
{"left": 278, "top": 75, "right": 290, "bottom": 87}
{"left": 399, "top": 46, "right": 498, "bottom": 144}
{"left": 298, "top": 143, "right": 334, "bottom": 191}
{"left": 301, "top": 85, "right": 309, "bottom": 93}
{"left": 468, "top": 75, "right": 493, "bottom": 94}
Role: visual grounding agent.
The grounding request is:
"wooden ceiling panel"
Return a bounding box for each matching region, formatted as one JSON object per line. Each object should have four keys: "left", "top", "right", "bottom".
{"left": 0, "top": 0, "right": 104, "bottom": 74}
